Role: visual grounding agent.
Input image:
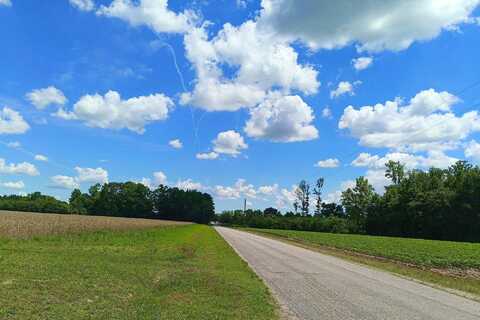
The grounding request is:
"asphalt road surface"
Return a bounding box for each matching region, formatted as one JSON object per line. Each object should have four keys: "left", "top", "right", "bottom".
{"left": 215, "top": 227, "right": 480, "bottom": 320}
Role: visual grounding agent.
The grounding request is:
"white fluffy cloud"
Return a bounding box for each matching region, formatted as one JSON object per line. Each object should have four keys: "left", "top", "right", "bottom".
{"left": 175, "top": 178, "right": 203, "bottom": 191}
{"left": 97, "top": 0, "right": 195, "bottom": 33}
{"left": 50, "top": 175, "right": 80, "bottom": 189}
{"left": 0, "top": 0, "right": 11, "bottom": 7}
{"left": 352, "top": 57, "right": 373, "bottom": 71}
{"left": 315, "top": 158, "right": 340, "bottom": 168}
{"left": 69, "top": 0, "right": 94, "bottom": 11}
{"left": 465, "top": 140, "right": 480, "bottom": 162}
{"left": 153, "top": 171, "right": 167, "bottom": 185}
{"left": 213, "top": 130, "right": 248, "bottom": 156}
{"left": 55, "top": 90, "right": 173, "bottom": 134}
{"left": 330, "top": 81, "right": 360, "bottom": 99}
{"left": 258, "top": 184, "right": 278, "bottom": 196}
{"left": 75, "top": 167, "right": 109, "bottom": 184}
{"left": 138, "top": 171, "right": 167, "bottom": 189}
{"left": 339, "top": 89, "right": 480, "bottom": 151}
{"left": 258, "top": 0, "right": 480, "bottom": 52}
{"left": 181, "top": 21, "right": 319, "bottom": 111}
{"left": 168, "top": 139, "right": 182, "bottom": 149}
{"left": 214, "top": 178, "right": 257, "bottom": 199}
{"left": 26, "top": 86, "right": 67, "bottom": 110}
{"left": 196, "top": 152, "right": 219, "bottom": 160}
{"left": 2, "top": 181, "right": 25, "bottom": 189}
{"left": 50, "top": 167, "right": 109, "bottom": 189}
{"left": 34, "top": 154, "right": 48, "bottom": 162}
{"left": 0, "top": 107, "right": 30, "bottom": 134}
{"left": 352, "top": 151, "right": 458, "bottom": 170}
{"left": 244, "top": 94, "right": 318, "bottom": 142}
{"left": 0, "top": 158, "right": 39, "bottom": 176}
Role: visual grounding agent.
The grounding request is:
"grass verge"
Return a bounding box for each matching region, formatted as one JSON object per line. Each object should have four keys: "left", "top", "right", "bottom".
{"left": 242, "top": 228, "right": 480, "bottom": 300}
{"left": 0, "top": 225, "right": 278, "bottom": 319}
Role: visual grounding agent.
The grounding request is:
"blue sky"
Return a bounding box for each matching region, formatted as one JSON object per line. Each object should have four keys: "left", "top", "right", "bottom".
{"left": 1, "top": 0, "right": 480, "bottom": 211}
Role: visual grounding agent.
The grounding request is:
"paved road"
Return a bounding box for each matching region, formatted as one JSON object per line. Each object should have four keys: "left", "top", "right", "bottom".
{"left": 215, "top": 227, "right": 480, "bottom": 320}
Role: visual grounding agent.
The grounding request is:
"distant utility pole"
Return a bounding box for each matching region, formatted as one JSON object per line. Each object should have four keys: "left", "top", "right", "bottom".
{"left": 243, "top": 198, "right": 247, "bottom": 213}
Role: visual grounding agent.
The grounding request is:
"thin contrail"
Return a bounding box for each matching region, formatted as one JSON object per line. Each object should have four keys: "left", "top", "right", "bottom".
{"left": 158, "top": 39, "right": 200, "bottom": 147}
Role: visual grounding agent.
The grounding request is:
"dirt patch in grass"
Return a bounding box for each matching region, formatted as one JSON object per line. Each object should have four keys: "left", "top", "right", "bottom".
{"left": 0, "top": 210, "right": 190, "bottom": 239}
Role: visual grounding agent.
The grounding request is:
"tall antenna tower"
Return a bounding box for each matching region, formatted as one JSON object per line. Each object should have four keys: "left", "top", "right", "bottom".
{"left": 243, "top": 198, "right": 247, "bottom": 213}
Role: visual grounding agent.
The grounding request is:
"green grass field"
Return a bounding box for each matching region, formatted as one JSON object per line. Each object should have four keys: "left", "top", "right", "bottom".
{"left": 244, "top": 228, "right": 480, "bottom": 269}
{"left": 0, "top": 224, "right": 277, "bottom": 320}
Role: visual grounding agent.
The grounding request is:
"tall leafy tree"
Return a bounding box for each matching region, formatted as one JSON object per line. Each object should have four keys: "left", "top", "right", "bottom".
{"left": 341, "top": 177, "right": 377, "bottom": 233}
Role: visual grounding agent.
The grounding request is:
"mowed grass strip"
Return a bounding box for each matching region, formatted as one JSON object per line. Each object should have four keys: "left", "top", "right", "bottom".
{"left": 0, "top": 224, "right": 277, "bottom": 320}
{"left": 0, "top": 210, "right": 189, "bottom": 238}
{"left": 243, "top": 228, "right": 480, "bottom": 270}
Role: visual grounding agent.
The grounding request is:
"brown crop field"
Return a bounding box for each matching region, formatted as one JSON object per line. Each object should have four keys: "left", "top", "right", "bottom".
{"left": 0, "top": 210, "right": 190, "bottom": 238}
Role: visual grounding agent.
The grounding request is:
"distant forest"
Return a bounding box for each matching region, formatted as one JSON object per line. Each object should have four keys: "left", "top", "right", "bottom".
{"left": 218, "top": 161, "right": 480, "bottom": 243}
{"left": 0, "top": 183, "right": 215, "bottom": 224}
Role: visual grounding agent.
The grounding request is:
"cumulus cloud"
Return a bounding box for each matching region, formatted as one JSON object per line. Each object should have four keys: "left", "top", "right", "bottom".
{"left": 465, "top": 140, "right": 480, "bottom": 162}
{"left": 258, "top": 0, "right": 480, "bottom": 52}
{"left": 153, "top": 171, "right": 167, "bottom": 185}
{"left": 26, "top": 86, "right": 67, "bottom": 110}
{"left": 339, "top": 89, "right": 480, "bottom": 151}
{"left": 213, "top": 130, "right": 248, "bottom": 156}
{"left": 315, "top": 158, "right": 340, "bottom": 168}
{"left": 175, "top": 178, "right": 203, "bottom": 191}
{"left": 214, "top": 178, "right": 257, "bottom": 199}
{"left": 196, "top": 152, "right": 218, "bottom": 160}
{"left": 244, "top": 94, "right": 318, "bottom": 142}
{"left": 0, "top": 107, "right": 30, "bottom": 134}
{"left": 258, "top": 184, "right": 278, "bottom": 196}
{"left": 97, "top": 0, "right": 195, "bottom": 33}
{"left": 181, "top": 21, "right": 319, "bottom": 111}
{"left": 0, "top": 0, "right": 11, "bottom": 7}
{"left": 168, "top": 139, "right": 182, "bottom": 149}
{"left": 50, "top": 167, "right": 109, "bottom": 189}
{"left": 50, "top": 175, "right": 80, "bottom": 189}
{"left": 330, "top": 81, "right": 360, "bottom": 99}
{"left": 34, "top": 154, "right": 48, "bottom": 162}
{"left": 352, "top": 151, "right": 458, "bottom": 170}
{"left": 352, "top": 57, "right": 373, "bottom": 71}
{"left": 69, "top": 0, "right": 94, "bottom": 11}
{"left": 2, "top": 181, "right": 25, "bottom": 189}
{"left": 75, "top": 167, "right": 109, "bottom": 184}
{"left": 55, "top": 90, "right": 173, "bottom": 134}
{"left": 0, "top": 158, "right": 39, "bottom": 176}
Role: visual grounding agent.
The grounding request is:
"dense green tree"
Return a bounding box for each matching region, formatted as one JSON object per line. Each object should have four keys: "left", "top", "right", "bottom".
{"left": 264, "top": 207, "right": 281, "bottom": 216}
{"left": 341, "top": 177, "right": 377, "bottom": 233}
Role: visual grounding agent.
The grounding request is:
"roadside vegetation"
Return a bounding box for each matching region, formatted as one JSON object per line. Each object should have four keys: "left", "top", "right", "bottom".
{"left": 0, "top": 182, "right": 215, "bottom": 223}
{"left": 0, "top": 224, "right": 278, "bottom": 320}
{"left": 219, "top": 160, "right": 480, "bottom": 243}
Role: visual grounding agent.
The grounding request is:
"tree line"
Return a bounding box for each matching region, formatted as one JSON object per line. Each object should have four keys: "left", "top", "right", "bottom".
{"left": 218, "top": 160, "right": 480, "bottom": 242}
{"left": 0, "top": 182, "right": 215, "bottom": 224}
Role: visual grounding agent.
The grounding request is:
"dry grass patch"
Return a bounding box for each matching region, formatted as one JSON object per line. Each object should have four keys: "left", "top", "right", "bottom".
{"left": 0, "top": 210, "right": 189, "bottom": 239}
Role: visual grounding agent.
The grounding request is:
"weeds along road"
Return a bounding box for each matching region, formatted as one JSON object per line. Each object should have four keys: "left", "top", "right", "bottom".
{"left": 215, "top": 227, "right": 480, "bottom": 320}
